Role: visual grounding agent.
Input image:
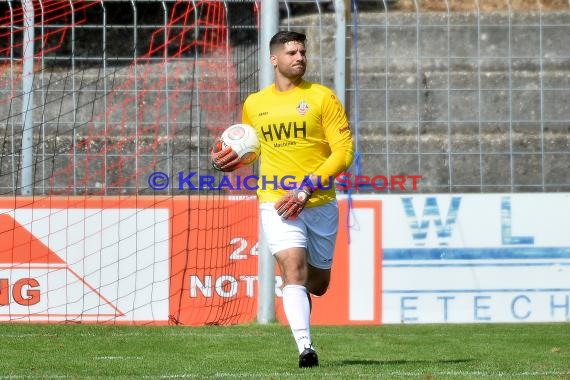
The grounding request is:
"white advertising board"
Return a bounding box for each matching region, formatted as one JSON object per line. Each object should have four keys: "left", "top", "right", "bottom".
{"left": 365, "top": 193, "right": 570, "bottom": 323}
{"left": 0, "top": 208, "right": 170, "bottom": 322}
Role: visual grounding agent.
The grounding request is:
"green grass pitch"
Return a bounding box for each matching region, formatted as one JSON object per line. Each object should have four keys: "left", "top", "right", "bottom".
{"left": 0, "top": 323, "right": 568, "bottom": 379}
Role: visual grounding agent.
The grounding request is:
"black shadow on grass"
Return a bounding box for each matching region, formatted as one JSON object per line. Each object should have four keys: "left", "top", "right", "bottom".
{"left": 334, "top": 358, "right": 474, "bottom": 366}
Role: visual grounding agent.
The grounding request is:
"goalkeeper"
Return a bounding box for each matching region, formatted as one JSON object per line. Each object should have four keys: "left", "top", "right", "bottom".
{"left": 211, "top": 30, "right": 354, "bottom": 368}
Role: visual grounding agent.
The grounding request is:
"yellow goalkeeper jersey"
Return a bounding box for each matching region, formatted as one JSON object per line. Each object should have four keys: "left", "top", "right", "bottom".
{"left": 242, "top": 80, "right": 354, "bottom": 207}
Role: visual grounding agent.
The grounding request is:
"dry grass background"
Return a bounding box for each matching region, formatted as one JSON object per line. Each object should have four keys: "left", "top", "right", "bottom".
{"left": 392, "top": 0, "right": 569, "bottom": 12}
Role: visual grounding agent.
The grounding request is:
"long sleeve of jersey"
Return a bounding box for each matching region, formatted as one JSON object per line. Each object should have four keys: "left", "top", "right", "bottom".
{"left": 312, "top": 92, "right": 354, "bottom": 185}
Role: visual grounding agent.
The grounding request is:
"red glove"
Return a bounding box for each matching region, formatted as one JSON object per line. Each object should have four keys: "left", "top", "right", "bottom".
{"left": 211, "top": 138, "right": 242, "bottom": 172}
{"left": 275, "top": 184, "right": 314, "bottom": 219}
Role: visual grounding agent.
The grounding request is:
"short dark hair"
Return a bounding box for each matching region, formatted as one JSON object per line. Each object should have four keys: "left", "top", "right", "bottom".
{"left": 269, "top": 31, "right": 307, "bottom": 53}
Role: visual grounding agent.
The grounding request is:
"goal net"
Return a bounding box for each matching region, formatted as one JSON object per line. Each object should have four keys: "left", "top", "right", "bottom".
{"left": 0, "top": 0, "right": 260, "bottom": 325}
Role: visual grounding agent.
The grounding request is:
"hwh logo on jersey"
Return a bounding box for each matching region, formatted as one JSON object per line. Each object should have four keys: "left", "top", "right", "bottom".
{"left": 260, "top": 121, "right": 307, "bottom": 141}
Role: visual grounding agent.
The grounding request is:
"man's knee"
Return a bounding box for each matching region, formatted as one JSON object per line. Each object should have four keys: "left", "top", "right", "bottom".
{"left": 307, "top": 280, "right": 329, "bottom": 296}
{"left": 310, "top": 286, "right": 328, "bottom": 297}
{"left": 306, "top": 266, "right": 331, "bottom": 296}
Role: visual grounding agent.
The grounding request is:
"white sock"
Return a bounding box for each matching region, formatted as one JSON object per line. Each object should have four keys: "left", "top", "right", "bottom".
{"left": 282, "top": 284, "right": 313, "bottom": 354}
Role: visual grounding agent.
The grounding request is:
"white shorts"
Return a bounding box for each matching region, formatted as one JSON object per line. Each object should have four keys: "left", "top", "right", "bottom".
{"left": 259, "top": 200, "right": 339, "bottom": 270}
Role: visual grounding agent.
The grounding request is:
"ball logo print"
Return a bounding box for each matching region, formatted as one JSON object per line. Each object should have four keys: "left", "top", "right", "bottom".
{"left": 221, "top": 124, "right": 260, "bottom": 166}
{"left": 226, "top": 125, "right": 246, "bottom": 140}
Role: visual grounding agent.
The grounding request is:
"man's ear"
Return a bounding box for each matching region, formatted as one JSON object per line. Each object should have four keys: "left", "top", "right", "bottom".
{"left": 270, "top": 54, "right": 278, "bottom": 67}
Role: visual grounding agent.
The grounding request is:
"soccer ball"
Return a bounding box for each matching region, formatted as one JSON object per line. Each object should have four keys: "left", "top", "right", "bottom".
{"left": 220, "top": 123, "right": 260, "bottom": 165}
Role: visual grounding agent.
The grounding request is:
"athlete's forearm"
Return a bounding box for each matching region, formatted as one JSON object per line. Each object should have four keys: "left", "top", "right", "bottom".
{"left": 312, "top": 146, "right": 354, "bottom": 186}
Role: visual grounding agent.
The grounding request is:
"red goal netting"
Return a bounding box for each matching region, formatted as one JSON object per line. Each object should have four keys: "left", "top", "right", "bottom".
{"left": 0, "top": 0, "right": 260, "bottom": 325}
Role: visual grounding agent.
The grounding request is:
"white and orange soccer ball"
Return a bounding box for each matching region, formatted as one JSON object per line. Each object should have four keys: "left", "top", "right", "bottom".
{"left": 220, "top": 123, "right": 260, "bottom": 165}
